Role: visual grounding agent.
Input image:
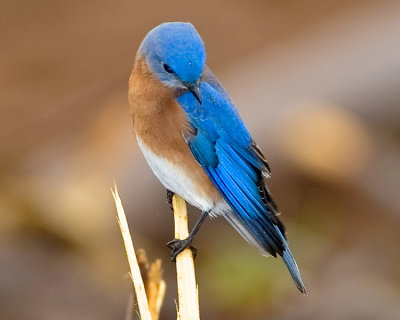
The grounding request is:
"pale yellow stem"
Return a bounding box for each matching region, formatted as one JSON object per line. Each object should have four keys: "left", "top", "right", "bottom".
{"left": 112, "top": 185, "right": 152, "bottom": 320}
{"left": 172, "top": 195, "right": 200, "bottom": 320}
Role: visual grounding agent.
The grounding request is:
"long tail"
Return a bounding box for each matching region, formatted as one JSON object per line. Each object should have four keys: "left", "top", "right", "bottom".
{"left": 224, "top": 211, "right": 307, "bottom": 294}
{"left": 276, "top": 226, "right": 307, "bottom": 295}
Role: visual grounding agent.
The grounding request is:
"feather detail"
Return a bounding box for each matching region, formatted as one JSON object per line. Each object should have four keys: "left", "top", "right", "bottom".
{"left": 177, "top": 76, "right": 306, "bottom": 292}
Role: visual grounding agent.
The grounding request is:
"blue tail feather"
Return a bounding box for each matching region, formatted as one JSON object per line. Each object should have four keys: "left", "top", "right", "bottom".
{"left": 276, "top": 226, "right": 307, "bottom": 295}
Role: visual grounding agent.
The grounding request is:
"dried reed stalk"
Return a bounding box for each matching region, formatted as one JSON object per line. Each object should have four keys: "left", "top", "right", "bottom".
{"left": 112, "top": 185, "right": 199, "bottom": 320}
{"left": 137, "top": 249, "right": 166, "bottom": 320}
{"left": 112, "top": 185, "right": 152, "bottom": 320}
{"left": 172, "top": 195, "right": 200, "bottom": 320}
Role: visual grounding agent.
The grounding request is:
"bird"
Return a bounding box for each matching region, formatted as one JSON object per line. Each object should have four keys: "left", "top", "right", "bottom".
{"left": 128, "top": 22, "right": 306, "bottom": 294}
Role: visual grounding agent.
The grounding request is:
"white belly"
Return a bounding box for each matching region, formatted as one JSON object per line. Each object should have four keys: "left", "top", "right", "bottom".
{"left": 136, "top": 136, "right": 215, "bottom": 212}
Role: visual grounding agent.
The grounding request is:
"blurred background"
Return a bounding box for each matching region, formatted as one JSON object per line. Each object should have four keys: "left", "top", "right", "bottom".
{"left": 1, "top": 0, "right": 400, "bottom": 319}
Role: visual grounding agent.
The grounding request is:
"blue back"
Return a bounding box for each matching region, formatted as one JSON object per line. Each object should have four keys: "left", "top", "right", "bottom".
{"left": 178, "top": 82, "right": 282, "bottom": 252}
{"left": 178, "top": 73, "right": 306, "bottom": 294}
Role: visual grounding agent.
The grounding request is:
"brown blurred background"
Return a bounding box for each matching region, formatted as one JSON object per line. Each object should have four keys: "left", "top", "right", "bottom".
{"left": 1, "top": 0, "right": 400, "bottom": 319}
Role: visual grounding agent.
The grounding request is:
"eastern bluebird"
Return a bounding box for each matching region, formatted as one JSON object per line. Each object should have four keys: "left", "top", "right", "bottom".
{"left": 129, "top": 22, "right": 306, "bottom": 294}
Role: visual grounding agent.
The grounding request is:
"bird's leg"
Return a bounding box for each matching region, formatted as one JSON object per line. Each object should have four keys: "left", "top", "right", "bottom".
{"left": 166, "top": 189, "right": 175, "bottom": 210}
{"left": 167, "top": 210, "right": 210, "bottom": 261}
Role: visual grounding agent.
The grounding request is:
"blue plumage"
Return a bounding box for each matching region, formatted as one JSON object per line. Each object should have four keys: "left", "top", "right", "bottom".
{"left": 139, "top": 22, "right": 206, "bottom": 84}
{"left": 178, "top": 74, "right": 306, "bottom": 294}
{"left": 138, "top": 22, "right": 306, "bottom": 294}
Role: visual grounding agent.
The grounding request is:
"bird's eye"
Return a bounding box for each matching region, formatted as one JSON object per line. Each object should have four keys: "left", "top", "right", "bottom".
{"left": 163, "top": 63, "right": 174, "bottom": 74}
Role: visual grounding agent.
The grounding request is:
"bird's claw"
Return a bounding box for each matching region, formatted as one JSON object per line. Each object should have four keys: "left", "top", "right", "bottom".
{"left": 166, "top": 190, "right": 175, "bottom": 210}
{"left": 166, "top": 238, "right": 197, "bottom": 261}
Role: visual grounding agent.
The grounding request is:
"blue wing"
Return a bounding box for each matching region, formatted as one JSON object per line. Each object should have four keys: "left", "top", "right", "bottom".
{"left": 177, "top": 70, "right": 306, "bottom": 293}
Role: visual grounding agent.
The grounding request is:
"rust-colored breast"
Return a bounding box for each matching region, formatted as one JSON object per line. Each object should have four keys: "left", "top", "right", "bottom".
{"left": 128, "top": 57, "right": 221, "bottom": 202}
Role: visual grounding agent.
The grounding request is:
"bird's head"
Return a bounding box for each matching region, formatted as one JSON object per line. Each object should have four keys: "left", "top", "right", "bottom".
{"left": 138, "top": 22, "right": 205, "bottom": 103}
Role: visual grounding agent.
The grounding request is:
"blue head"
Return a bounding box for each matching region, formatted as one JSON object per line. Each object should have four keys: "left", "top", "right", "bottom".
{"left": 139, "top": 22, "right": 206, "bottom": 102}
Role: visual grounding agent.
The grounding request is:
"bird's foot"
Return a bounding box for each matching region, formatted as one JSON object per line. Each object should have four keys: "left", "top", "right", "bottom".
{"left": 166, "top": 238, "right": 197, "bottom": 261}
{"left": 166, "top": 189, "right": 175, "bottom": 210}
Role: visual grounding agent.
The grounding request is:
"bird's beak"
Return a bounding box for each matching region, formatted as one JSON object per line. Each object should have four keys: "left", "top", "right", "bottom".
{"left": 185, "top": 82, "right": 202, "bottom": 104}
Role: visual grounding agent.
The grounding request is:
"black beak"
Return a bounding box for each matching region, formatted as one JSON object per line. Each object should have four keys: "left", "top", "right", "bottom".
{"left": 185, "top": 83, "right": 202, "bottom": 104}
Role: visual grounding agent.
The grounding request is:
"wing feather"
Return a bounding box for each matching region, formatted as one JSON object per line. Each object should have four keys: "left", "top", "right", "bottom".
{"left": 178, "top": 81, "right": 284, "bottom": 256}
{"left": 177, "top": 76, "right": 306, "bottom": 293}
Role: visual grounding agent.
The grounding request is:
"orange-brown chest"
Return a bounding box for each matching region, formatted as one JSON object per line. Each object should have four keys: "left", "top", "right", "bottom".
{"left": 128, "top": 58, "right": 221, "bottom": 203}
{"left": 128, "top": 58, "right": 190, "bottom": 162}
